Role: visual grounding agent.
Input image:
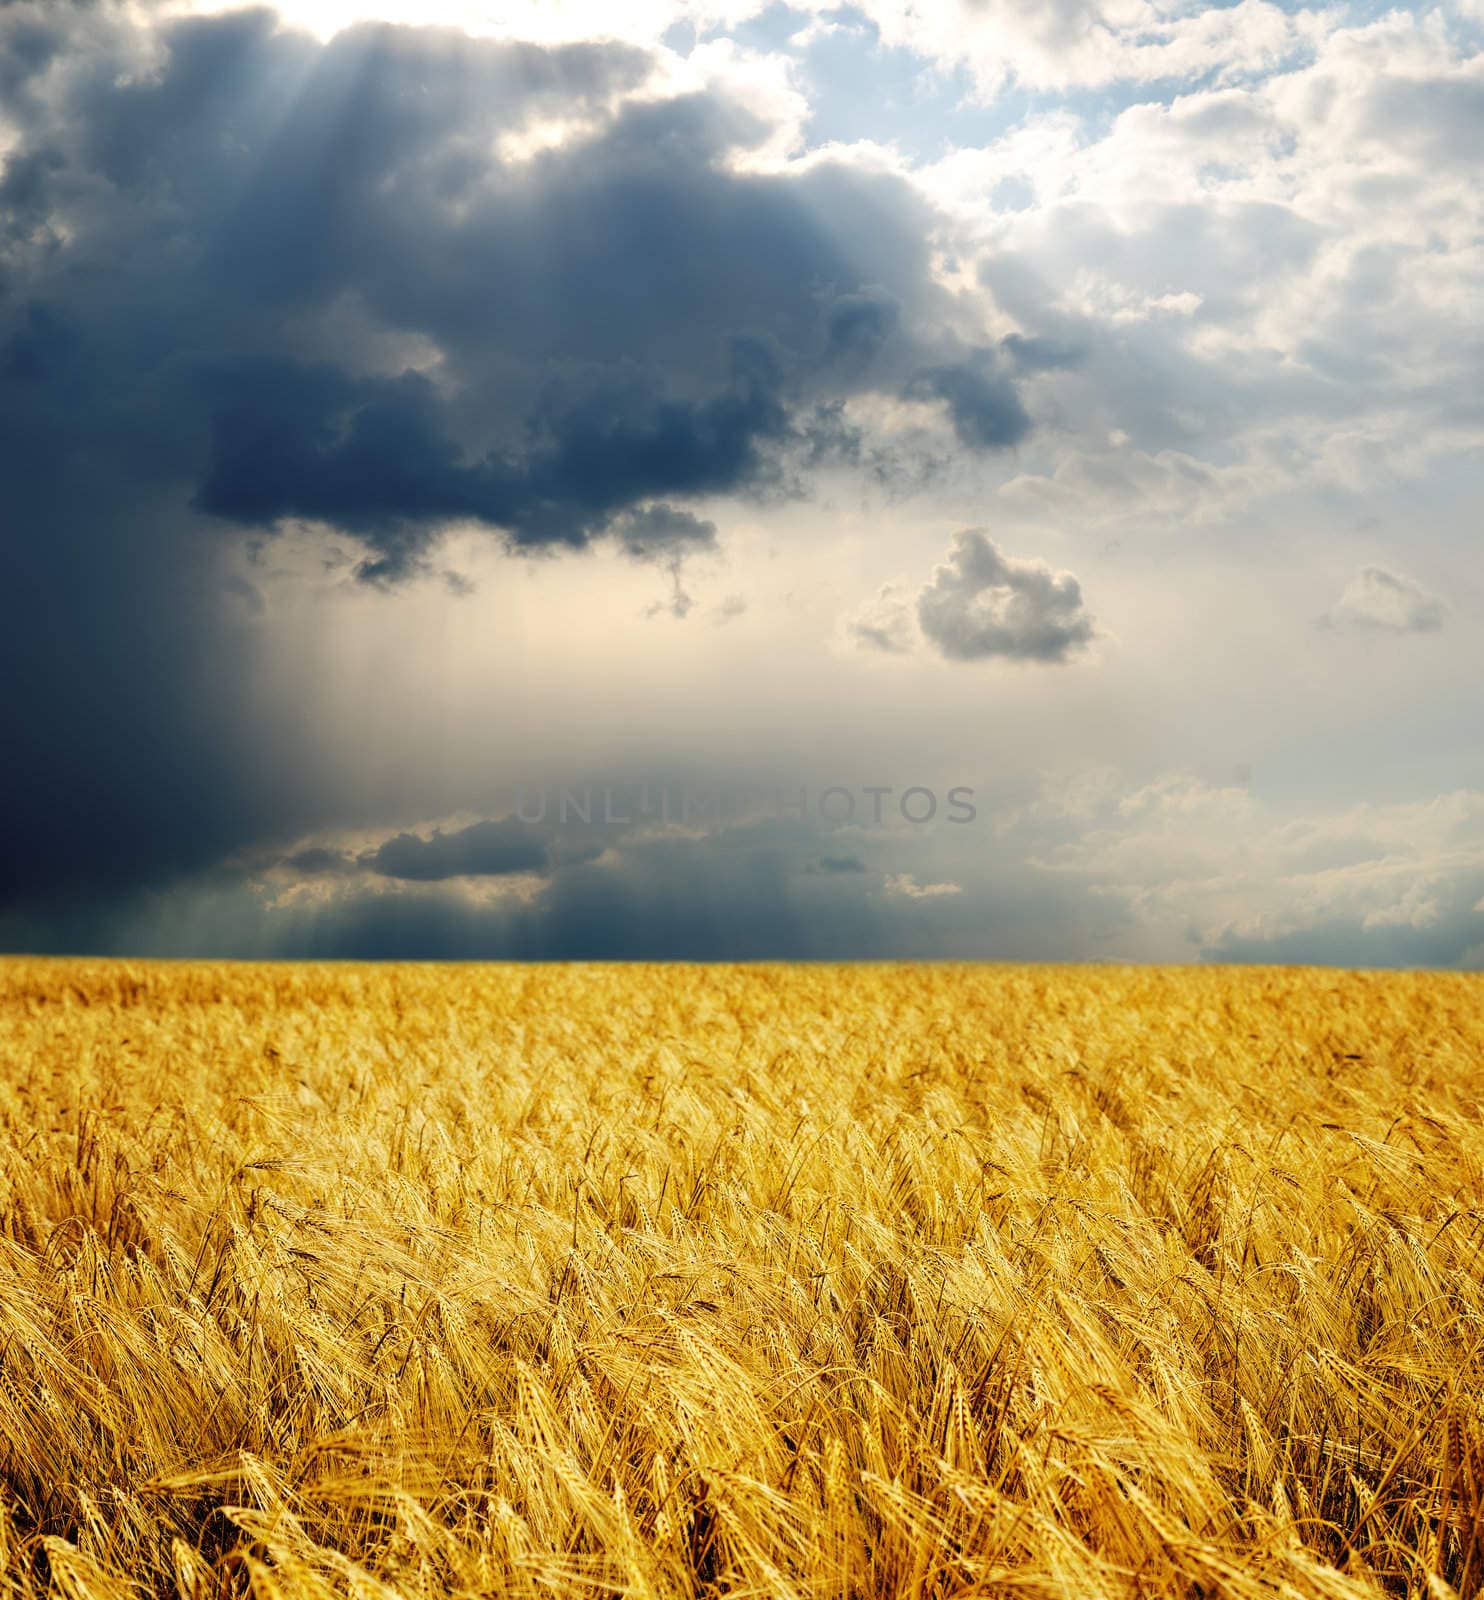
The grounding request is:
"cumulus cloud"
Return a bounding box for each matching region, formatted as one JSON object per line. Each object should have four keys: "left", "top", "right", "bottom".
{"left": 918, "top": 10, "right": 1484, "bottom": 548}
{"left": 844, "top": 532, "right": 1096, "bottom": 663}
{"left": 1320, "top": 566, "right": 1446, "bottom": 635}
{"left": 916, "top": 531, "right": 1096, "bottom": 663}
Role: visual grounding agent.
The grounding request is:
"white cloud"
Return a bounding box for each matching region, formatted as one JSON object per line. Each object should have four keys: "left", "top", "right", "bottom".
{"left": 896, "top": 8, "right": 1484, "bottom": 546}
{"left": 1027, "top": 774, "right": 1484, "bottom": 960}
{"left": 885, "top": 872, "right": 963, "bottom": 899}
{"left": 1320, "top": 566, "right": 1446, "bottom": 635}
{"left": 831, "top": 0, "right": 1333, "bottom": 94}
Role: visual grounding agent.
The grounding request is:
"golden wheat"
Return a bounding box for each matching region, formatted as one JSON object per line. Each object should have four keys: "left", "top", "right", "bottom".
{"left": 1, "top": 959, "right": 1483, "bottom": 1598}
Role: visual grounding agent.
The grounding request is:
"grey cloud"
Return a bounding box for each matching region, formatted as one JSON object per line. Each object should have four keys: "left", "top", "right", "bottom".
{"left": 916, "top": 531, "right": 1096, "bottom": 663}
{"left": 362, "top": 817, "right": 549, "bottom": 881}
{"left": 194, "top": 340, "right": 791, "bottom": 579}
{"left": 851, "top": 624, "right": 911, "bottom": 653}
{"left": 0, "top": 2, "right": 1029, "bottom": 910}
{"left": 3, "top": 3, "right": 1007, "bottom": 575}
{"left": 824, "top": 285, "right": 900, "bottom": 367}
{"left": 0, "top": 813, "right": 1128, "bottom": 961}
{"left": 613, "top": 504, "right": 718, "bottom": 561}
{"left": 15, "top": 763, "right": 1484, "bottom": 967}
{"left": 646, "top": 580, "right": 694, "bottom": 621}
{"left": 1320, "top": 567, "right": 1445, "bottom": 635}
{"left": 974, "top": 200, "right": 1348, "bottom": 460}
{"left": 1205, "top": 889, "right": 1484, "bottom": 970}
{"left": 616, "top": 504, "right": 719, "bottom": 621}
{"left": 907, "top": 355, "right": 1032, "bottom": 451}
{"left": 845, "top": 580, "right": 916, "bottom": 653}
{"left": 1000, "top": 332, "right": 1086, "bottom": 372}
{"left": 1360, "top": 75, "right": 1484, "bottom": 163}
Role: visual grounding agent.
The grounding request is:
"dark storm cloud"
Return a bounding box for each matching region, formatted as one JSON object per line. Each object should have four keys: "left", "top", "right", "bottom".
{"left": 364, "top": 818, "right": 549, "bottom": 881}
{"left": 0, "top": 812, "right": 1133, "bottom": 962}
{"left": 0, "top": 2, "right": 1023, "bottom": 561}
{"left": 825, "top": 285, "right": 901, "bottom": 366}
{"left": 907, "top": 356, "right": 1032, "bottom": 451}
{"left": 192, "top": 351, "right": 783, "bottom": 580}
{"left": 0, "top": 1, "right": 1002, "bottom": 557}
{"left": 0, "top": 0, "right": 1032, "bottom": 918}
{"left": 130, "top": 30, "right": 967, "bottom": 571}
{"left": 280, "top": 819, "right": 606, "bottom": 884}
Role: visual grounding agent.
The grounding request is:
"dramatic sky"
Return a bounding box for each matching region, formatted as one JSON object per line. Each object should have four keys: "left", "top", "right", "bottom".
{"left": 3, "top": 0, "right": 1482, "bottom": 961}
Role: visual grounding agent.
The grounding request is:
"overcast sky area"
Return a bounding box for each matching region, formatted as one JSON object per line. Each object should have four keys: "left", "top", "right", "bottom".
{"left": 2, "top": 0, "right": 1482, "bottom": 962}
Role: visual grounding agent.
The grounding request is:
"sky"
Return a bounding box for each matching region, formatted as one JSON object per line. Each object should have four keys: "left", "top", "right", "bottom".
{"left": 1, "top": 0, "right": 1482, "bottom": 962}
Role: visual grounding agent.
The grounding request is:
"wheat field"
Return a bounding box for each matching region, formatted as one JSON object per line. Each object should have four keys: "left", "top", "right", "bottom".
{"left": 1, "top": 960, "right": 1483, "bottom": 1599}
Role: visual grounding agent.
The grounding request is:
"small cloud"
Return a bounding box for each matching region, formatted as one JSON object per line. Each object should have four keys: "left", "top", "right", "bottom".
{"left": 884, "top": 873, "right": 962, "bottom": 900}
{"left": 1320, "top": 566, "right": 1445, "bottom": 635}
{"left": 617, "top": 503, "right": 717, "bottom": 622}
{"left": 612, "top": 503, "right": 717, "bottom": 562}
{"left": 363, "top": 817, "right": 548, "bottom": 881}
{"left": 712, "top": 593, "right": 747, "bottom": 624}
{"left": 845, "top": 580, "right": 916, "bottom": 654}
{"left": 818, "top": 854, "right": 868, "bottom": 873}
{"left": 645, "top": 580, "right": 694, "bottom": 620}
{"left": 917, "top": 530, "right": 1095, "bottom": 663}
